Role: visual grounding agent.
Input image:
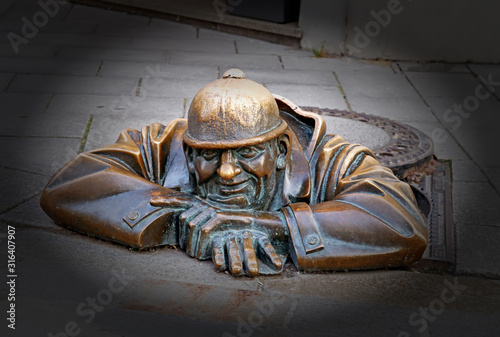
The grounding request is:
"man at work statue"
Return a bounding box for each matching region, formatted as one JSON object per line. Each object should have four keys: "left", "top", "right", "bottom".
{"left": 41, "top": 69, "right": 428, "bottom": 276}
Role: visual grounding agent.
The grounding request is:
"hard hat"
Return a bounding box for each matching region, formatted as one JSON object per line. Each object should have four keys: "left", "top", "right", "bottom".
{"left": 183, "top": 68, "right": 287, "bottom": 148}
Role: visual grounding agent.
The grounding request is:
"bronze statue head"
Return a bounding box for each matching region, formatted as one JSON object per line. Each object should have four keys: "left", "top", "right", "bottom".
{"left": 183, "top": 69, "right": 291, "bottom": 211}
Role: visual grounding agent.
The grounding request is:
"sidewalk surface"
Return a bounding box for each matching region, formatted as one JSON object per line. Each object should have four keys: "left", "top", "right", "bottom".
{"left": 1, "top": 1, "right": 499, "bottom": 336}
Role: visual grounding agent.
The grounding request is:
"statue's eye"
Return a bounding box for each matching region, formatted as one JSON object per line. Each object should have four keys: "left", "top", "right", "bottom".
{"left": 237, "top": 146, "right": 259, "bottom": 159}
{"left": 201, "top": 149, "right": 219, "bottom": 161}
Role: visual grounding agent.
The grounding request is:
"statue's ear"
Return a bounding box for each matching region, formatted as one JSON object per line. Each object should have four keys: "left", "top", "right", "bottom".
{"left": 184, "top": 144, "right": 196, "bottom": 174}
{"left": 276, "top": 132, "right": 291, "bottom": 170}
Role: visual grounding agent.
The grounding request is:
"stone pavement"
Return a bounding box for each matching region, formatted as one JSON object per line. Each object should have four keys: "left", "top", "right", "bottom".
{"left": 0, "top": 1, "right": 499, "bottom": 336}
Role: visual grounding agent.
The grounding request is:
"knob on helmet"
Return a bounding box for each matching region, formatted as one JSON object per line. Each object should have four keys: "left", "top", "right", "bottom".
{"left": 183, "top": 69, "right": 287, "bottom": 148}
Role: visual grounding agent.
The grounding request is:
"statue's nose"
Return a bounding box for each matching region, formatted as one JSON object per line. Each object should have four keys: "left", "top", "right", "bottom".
{"left": 217, "top": 151, "right": 241, "bottom": 180}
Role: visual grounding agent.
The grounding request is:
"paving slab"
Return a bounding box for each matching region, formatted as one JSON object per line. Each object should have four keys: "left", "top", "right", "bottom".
{"left": 42, "top": 20, "right": 99, "bottom": 34}
{"left": 56, "top": 46, "right": 169, "bottom": 62}
{"left": 0, "top": 56, "right": 101, "bottom": 75}
{"left": 198, "top": 28, "right": 256, "bottom": 41}
{"left": 467, "top": 64, "right": 500, "bottom": 85}
{"left": 266, "top": 84, "right": 346, "bottom": 110}
{"left": 0, "top": 194, "right": 63, "bottom": 232}
{"left": 450, "top": 128, "right": 499, "bottom": 168}
{"left": 47, "top": 94, "right": 184, "bottom": 118}
{"left": 130, "top": 36, "right": 236, "bottom": 53}
{"left": 0, "top": 0, "right": 15, "bottom": 16}
{"left": 405, "top": 72, "right": 491, "bottom": 99}
{"left": 455, "top": 223, "right": 500, "bottom": 278}
{"left": 403, "top": 121, "right": 469, "bottom": 161}
{"left": 85, "top": 110, "right": 182, "bottom": 151}
{"left": 349, "top": 96, "right": 438, "bottom": 122}
{"left": 169, "top": 51, "right": 283, "bottom": 69}
{"left": 1, "top": 110, "right": 90, "bottom": 138}
{"left": 138, "top": 77, "right": 204, "bottom": 99}
{"left": 34, "top": 32, "right": 133, "bottom": 49}
{"left": 452, "top": 181, "right": 500, "bottom": 228}
{"left": 483, "top": 167, "right": 500, "bottom": 193}
{"left": 0, "top": 168, "right": 48, "bottom": 213}
{"left": 0, "top": 136, "right": 81, "bottom": 176}
{"left": 242, "top": 68, "right": 338, "bottom": 86}
{"left": 0, "top": 42, "right": 58, "bottom": 58}
{"left": 336, "top": 71, "right": 422, "bottom": 100}
{"left": 7, "top": 74, "right": 140, "bottom": 95}
{"left": 281, "top": 56, "right": 395, "bottom": 74}
{"left": 98, "top": 61, "right": 217, "bottom": 80}
{"left": 235, "top": 39, "right": 311, "bottom": 56}
{"left": 0, "top": 92, "right": 52, "bottom": 115}
{"left": 452, "top": 160, "right": 488, "bottom": 182}
{"left": 398, "top": 62, "right": 470, "bottom": 74}
{"left": 425, "top": 98, "right": 500, "bottom": 132}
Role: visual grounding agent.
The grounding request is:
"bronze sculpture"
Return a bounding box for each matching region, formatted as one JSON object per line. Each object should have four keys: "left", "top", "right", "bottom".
{"left": 40, "top": 69, "right": 428, "bottom": 276}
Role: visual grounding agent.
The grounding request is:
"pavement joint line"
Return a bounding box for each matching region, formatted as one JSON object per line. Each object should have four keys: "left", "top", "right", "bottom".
{"left": 135, "top": 77, "right": 143, "bottom": 96}
{"left": 216, "top": 66, "right": 220, "bottom": 79}
{"left": 0, "top": 192, "right": 43, "bottom": 216}
{"left": 0, "top": 165, "right": 51, "bottom": 177}
{"left": 95, "top": 60, "right": 104, "bottom": 76}
{"left": 61, "top": 2, "right": 74, "bottom": 22}
{"left": 79, "top": 114, "right": 94, "bottom": 153}
{"left": 4, "top": 73, "right": 16, "bottom": 91}
{"left": 1, "top": 1, "right": 15, "bottom": 18}
{"left": 401, "top": 68, "right": 500, "bottom": 199}
{"left": 182, "top": 98, "right": 187, "bottom": 118}
{"left": 332, "top": 71, "right": 352, "bottom": 112}
{"left": 196, "top": 27, "right": 200, "bottom": 39}
{"left": 465, "top": 63, "right": 500, "bottom": 102}
{"left": 42, "top": 93, "right": 55, "bottom": 113}
{"left": 233, "top": 40, "right": 238, "bottom": 54}
{"left": 278, "top": 55, "right": 284, "bottom": 70}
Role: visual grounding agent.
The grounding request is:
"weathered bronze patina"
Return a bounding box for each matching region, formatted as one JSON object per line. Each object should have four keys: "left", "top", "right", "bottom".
{"left": 40, "top": 69, "right": 428, "bottom": 276}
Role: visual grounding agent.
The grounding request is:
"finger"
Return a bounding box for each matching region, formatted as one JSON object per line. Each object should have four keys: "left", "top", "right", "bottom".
{"left": 195, "top": 213, "right": 223, "bottom": 260}
{"left": 185, "top": 207, "right": 216, "bottom": 257}
{"left": 258, "top": 236, "right": 283, "bottom": 270}
{"left": 149, "top": 194, "right": 196, "bottom": 208}
{"left": 241, "top": 231, "right": 259, "bottom": 276}
{"left": 212, "top": 235, "right": 226, "bottom": 272}
{"left": 227, "top": 234, "right": 243, "bottom": 276}
{"left": 179, "top": 202, "right": 208, "bottom": 249}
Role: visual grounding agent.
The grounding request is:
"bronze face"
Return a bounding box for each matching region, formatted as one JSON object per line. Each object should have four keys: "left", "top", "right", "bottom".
{"left": 186, "top": 136, "right": 288, "bottom": 211}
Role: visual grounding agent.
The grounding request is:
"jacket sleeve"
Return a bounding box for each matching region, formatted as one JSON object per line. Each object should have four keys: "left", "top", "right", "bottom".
{"left": 40, "top": 119, "right": 190, "bottom": 249}
{"left": 282, "top": 136, "right": 428, "bottom": 271}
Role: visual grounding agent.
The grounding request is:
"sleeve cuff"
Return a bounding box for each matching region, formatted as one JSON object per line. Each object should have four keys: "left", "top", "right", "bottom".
{"left": 282, "top": 202, "right": 324, "bottom": 269}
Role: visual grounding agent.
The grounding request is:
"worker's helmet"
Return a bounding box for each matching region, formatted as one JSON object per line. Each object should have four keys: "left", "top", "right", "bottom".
{"left": 183, "top": 68, "right": 287, "bottom": 148}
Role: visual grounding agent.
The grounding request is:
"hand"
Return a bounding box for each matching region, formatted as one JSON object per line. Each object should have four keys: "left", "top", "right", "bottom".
{"left": 178, "top": 203, "right": 250, "bottom": 258}
{"left": 178, "top": 206, "right": 287, "bottom": 260}
{"left": 212, "top": 230, "right": 284, "bottom": 276}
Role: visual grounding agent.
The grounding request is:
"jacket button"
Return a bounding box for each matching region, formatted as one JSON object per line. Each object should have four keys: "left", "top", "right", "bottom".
{"left": 128, "top": 211, "right": 139, "bottom": 221}
{"left": 307, "top": 235, "right": 319, "bottom": 246}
